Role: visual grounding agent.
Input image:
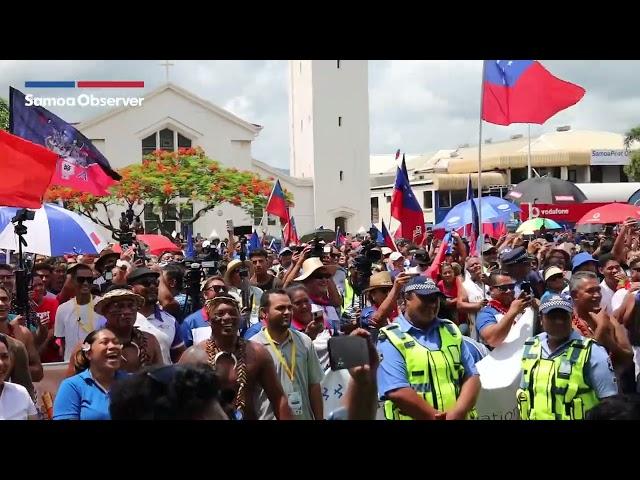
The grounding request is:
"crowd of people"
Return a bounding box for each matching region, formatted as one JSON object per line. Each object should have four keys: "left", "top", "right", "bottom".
{"left": 1, "top": 220, "right": 640, "bottom": 421}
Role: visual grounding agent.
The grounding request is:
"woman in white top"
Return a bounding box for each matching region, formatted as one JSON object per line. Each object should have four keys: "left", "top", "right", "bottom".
{"left": 0, "top": 334, "right": 38, "bottom": 420}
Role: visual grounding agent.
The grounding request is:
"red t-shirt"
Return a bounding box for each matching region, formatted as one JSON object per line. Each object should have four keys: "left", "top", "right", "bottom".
{"left": 36, "top": 297, "right": 62, "bottom": 363}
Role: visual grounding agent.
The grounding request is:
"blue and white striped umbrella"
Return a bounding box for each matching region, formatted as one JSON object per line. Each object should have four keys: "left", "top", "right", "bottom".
{"left": 0, "top": 204, "right": 109, "bottom": 256}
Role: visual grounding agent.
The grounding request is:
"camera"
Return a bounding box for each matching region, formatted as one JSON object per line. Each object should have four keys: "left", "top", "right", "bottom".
{"left": 307, "top": 237, "right": 325, "bottom": 258}
{"left": 12, "top": 208, "right": 35, "bottom": 223}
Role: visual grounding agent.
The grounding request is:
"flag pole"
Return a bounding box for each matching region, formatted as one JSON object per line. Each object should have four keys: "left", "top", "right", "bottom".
{"left": 477, "top": 61, "right": 486, "bottom": 247}
{"left": 527, "top": 123, "right": 533, "bottom": 219}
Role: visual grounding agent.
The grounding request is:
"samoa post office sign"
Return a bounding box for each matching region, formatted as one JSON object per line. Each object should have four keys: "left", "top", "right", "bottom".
{"left": 590, "top": 149, "right": 629, "bottom": 166}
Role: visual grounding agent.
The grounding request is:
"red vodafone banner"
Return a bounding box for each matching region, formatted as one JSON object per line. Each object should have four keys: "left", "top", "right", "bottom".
{"left": 520, "top": 202, "right": 612, "bottom": 223}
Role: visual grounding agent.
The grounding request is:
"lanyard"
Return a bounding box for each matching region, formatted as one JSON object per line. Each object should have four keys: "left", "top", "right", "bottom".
{"left": 263, "top": 329, "right": 296, "bottom": 382}
{"left": 74, "top": 297, "right": 95, "bottom": 334}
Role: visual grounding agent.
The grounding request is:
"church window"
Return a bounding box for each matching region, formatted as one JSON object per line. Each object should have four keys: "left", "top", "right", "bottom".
{"left": 338, "top": 116, "right": 342, "bottom": 126}
{"left": 339, "top": 170, "right": 344, "bottom": 181}
{"left": 177, "top": 133, "right": 192, "bottom": 149}
{"left": 337, "top": 60, "right": 341, "bottom": 69}
{"left": 141, "top": 128, "right": 192, "bottom": 157}
{"left": 142, "top": 133, "right": 156, "bottom": 155}
{"left": 159, "top": 128, "right": 174, "bottom": 151}
{"left": 371, "top": 197, "right": 379, "bottom": 224}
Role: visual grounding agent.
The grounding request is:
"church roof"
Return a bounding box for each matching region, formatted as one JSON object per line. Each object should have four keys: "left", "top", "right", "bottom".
{"left": 76, "top": 82, "right": 262, "bottom": 135}
{"left": 252, "top": 159, "right": 313, "bottom": 187}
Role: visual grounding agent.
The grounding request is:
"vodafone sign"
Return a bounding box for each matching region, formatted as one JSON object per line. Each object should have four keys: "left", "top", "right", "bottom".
{"left": 520, "top": 203, "right": 611, "bottom": 223}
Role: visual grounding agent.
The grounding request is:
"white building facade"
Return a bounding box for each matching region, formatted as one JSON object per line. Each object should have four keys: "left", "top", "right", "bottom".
{"left": 289, "top": 60, "right": 371, "bottom": 234}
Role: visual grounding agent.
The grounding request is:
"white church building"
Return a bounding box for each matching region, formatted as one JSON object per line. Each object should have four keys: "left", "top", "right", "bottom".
{"left": 77, "top": 60, "right": 371, "bottom": 241}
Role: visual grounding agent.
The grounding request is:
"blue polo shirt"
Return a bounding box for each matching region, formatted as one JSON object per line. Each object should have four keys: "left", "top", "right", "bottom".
{"left": 530, "top": 331, "right": 618, "bottom": 399}
{"left": 376, "top": 313, "right": 479, "bottom": 400}
{"left": 53, "top": 369, "right": 129, "bottom": 420}
{"left": 475, "top": 305, "right": 502, "bottom": 339}
{"left": 180, "top": 308, "right": 209, "bottom": 347}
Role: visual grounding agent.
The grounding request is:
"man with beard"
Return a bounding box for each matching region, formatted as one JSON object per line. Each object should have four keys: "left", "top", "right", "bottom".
{"left": 128, "top": 268, "right": 185, "bottom": 364}
{"left": 180, "top": 294, "right": 293, "bottom": 420}
{"left": 517, "top": 295, "right": 618, "bottom": 420}
{"left": 252, "top": 289, "right": 324, "bottom": 420}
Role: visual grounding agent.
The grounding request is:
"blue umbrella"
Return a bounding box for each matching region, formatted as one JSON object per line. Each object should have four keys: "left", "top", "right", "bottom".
{"left": 436, "top": 197, "right": 520, "bottom": 231}
{"left": 0, "top": 204, "right": 108, "bottom": 256}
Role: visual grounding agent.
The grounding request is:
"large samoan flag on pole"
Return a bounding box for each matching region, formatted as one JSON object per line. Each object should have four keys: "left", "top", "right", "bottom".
{"left": 390, "top": 156, "right": 425, "bottom": 244}
{"left": 482, "top": 60, "right": 585, "bottom": 126}
{"left": 9, "top": 87, "right": 121, "bottom": 196}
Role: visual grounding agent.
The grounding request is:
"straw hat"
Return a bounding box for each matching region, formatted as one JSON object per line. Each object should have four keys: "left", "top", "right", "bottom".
{"left": 363, "top": 271, "right": 394, "bottom": 293}
{"left": 94, "top": 289, "right": 145, "bottom": 315}
{"left": 223, "top": 259, "right": 255, "bottom": 285}
{"left": 294, "top": 257, "right": 337, "bottom": 281}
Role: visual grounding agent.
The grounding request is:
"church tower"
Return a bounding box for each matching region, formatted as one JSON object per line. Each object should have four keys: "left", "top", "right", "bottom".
{"left": 288, "top": 60, "right": 370, "bottom": 234}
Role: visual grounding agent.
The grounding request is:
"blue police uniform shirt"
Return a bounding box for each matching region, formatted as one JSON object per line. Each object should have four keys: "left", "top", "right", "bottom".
{"left": 531, "top": 330, "right": 618, "bottom": 399}
{"left": 475, "top": 305, "right": 502, "bottom": 339}
{"left": 53, "top": 369, "right": 129, "bottom": 420}
{"left": 180, "top": 308, "right": 209, "bottom": 347}
{"left": 376, "top": 313, "right": 479, "bottom": 401}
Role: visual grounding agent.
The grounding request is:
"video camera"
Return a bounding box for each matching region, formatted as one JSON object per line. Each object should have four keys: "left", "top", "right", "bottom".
{"left": 11, "top": 209, "right": 36, "bottom": 330}
{"left": 307, "top": 237, "right": 325, "bottom": 258}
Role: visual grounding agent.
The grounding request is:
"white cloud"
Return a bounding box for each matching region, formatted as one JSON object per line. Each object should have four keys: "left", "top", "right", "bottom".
{"left": 2, "top": 60, "right": 639, "bottom": 170}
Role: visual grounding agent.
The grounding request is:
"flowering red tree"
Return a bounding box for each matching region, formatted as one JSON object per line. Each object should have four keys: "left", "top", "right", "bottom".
{"left": 45, "top": 147, "right": 292, "bottom": 237}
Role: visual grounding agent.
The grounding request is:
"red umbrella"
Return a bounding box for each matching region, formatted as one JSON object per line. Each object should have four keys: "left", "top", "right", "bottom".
{"left": 111, "top": 234, "right": 182, "bottom": 256}
{"left": 576, "top": 203, "right": 640, "bottom": 225}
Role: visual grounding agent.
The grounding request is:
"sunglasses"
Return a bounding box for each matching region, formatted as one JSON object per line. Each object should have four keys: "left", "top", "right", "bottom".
{"left": 206, "top": 285, "right": 228, "bottom": 293}
{"left": 494, "top": 283, "right": 516, "bottom": 292}
{"left": 75, "top": 276, "right": 94, "bottom": 284}
{"left": 310, "top": 273, "right": 332, "bottom": 280}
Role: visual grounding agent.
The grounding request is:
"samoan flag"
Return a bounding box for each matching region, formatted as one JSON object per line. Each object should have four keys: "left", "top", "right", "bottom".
{"left": 391, "top": 156, "right": 424, "bottom": 244}
{"left": 482, "top": 60, "right": 585, "bottom": 126}
{"left": 426, "top": 232, "right": 452, "bottom": 281}
{"left": 381, "top": 220, "right": 397, "bottom": 251}
{"left": 9, "top": 87, "right": 121, "bottom": 196}
{"left": 370, "top": 224, "right": 384, "bottom": 245}
{"left": 265, "top": 180, "right": 289, "bottom": 224}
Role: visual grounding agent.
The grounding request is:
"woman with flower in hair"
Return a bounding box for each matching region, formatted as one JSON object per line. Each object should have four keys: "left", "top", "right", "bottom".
{"left": 53, "top": 328, "right": 127, "bottom": 420}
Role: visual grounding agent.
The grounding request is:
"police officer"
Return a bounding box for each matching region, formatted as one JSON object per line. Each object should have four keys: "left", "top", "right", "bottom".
{"left": 377, "top": 276, "right": 480, "bottom": 420}
{"left": 517, "top": 295, "right": 618, "bottom": 420}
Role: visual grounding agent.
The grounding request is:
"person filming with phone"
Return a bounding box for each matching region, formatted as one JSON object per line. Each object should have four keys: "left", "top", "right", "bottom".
{"left": 476, "top": 272, "right": 533, "bottom": 348}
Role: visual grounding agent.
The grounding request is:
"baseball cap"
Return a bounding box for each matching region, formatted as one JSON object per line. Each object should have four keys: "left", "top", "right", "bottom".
{"left": 572, "top": 252, "right": 598, "bottom": 272}
{"left": 389, "top": 252, "right": 404, "bottom": 262}
{"left": 540, "top": 295, "right": 573, "bottom": 315}
{"left": 127, "top": 267, "right": 160, "bottom": 284}
{"left": 402, "top": 276, "right": 443, "bottom": 297}
{"left": 279, "top": 247, "right": 293, "bottom": 256}
{"left": 500, "top": 246, "right": 529, "bottom": 265}
{"left": 381, "top": 247, "right": 393, "bottom": 256}
{"left": 482, "top": 243, "right": 497, "bottom": 254}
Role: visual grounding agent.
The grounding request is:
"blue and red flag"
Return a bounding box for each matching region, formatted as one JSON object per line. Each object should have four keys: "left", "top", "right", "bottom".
{"left": 391, "top": 156, "right": 425, "bottom": 244}
{"left": 0, "top": 130, "right": 59, "bottom": 208}
{"left": 265, "top": 179, "right": 289, "bottom": 224}
{"left": 9, "top": 87, "right": 121, "bottom": 196}
{"left": 482, "top": 60, "right": 585, "bottom": 126}
{"left": 381, "top": 220, "right": 398, "bottom": 252}
{"left": 283, "top": 214, "right": 299, "bottom": 246}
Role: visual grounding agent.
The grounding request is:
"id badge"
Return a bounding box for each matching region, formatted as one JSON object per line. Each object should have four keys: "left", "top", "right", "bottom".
{"left": 287, "top": 391, "right": 303, "bottom": 416}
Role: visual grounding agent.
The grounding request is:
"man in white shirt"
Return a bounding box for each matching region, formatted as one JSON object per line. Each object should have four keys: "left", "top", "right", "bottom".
{"left": 457, "top": 256, "right": 488, "bottom": 340}
{"left": 612, "top": 257, "right": 640, "bottom": 314}
{"left": 599, "top": 254, "right": 624, "bottom": 315}
{"left": 128, "top": 268, "right": 185, "bottom": 364}
{"left": 54, "top": 264, "right": 104, "bottom": 362}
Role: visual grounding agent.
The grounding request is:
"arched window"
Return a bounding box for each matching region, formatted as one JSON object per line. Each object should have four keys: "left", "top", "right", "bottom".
{"left": 141, "top": 128, "right": 192, "bottom": 155}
